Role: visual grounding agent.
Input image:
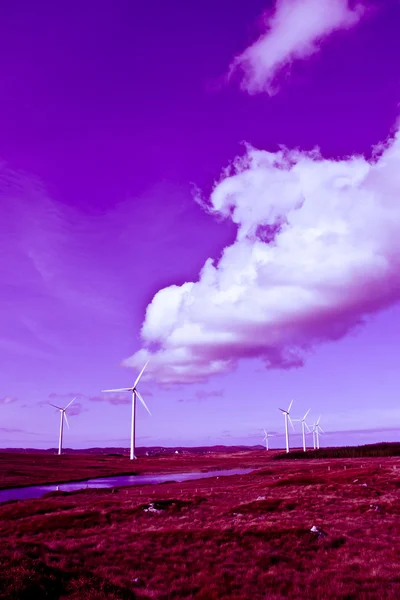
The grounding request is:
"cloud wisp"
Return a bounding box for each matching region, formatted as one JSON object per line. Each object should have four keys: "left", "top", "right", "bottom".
{"left": 47, "top": 389, "right": 153, "bottom": 409}
{"left": 45, "top": 393, "right": 85, "bottom": 416}
{"left": 229, "top": 0, "right": 365, "bottom": 95}
{"left": 89, "top": 394, "right": 132, "bottom": 406}
{"left": 178, "top": 389, "right": 224, "bottom": 403}
{"left": 90, "top": 386, "right": 154, "bottom": 407}
{"left": 0, "top": 426, "right": 40, "bottom": 435}
{"left": 125, "top": 126, "right": 400, "bottom": 384}
{"left": 0, "top": 396, "right": 18, "bottom": 405}
{"left": 195, "top": 389, "right": 224, "bottom": 400}
{"left": 0, "top": 164, "right": 131, "bottom": 362}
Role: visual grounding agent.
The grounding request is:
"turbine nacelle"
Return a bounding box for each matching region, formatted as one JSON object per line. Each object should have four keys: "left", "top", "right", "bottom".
{"left": 49, "top": 397, "right": 76, "bottom": 428}
{"left": 279, "top": 400, "right": 295, "bottom": 453}
{"left": 313, "top": 416, "right": 324, "bottom": 433}
{"left": 292, "top": 407, "right": 313, "bottom": 452}
{"left": 262, "top": 428, "right": 274, "bottom": 450}
{"left": 48, "top": 397, "right": 76, "bottom": 454}
{"left": 102, "top": 361, "right": 151, "bottom": 460}
{"left": 293, "top": 408, "right": 311, "bottom": 433}
{"left": 278, "top": 400, "right": 295, "bottom": 431}
{"left": 312, "top": 416, "right": 324, "bottom": 450}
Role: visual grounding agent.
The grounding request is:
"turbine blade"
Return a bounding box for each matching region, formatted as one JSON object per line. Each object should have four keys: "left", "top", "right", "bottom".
{"left": 305, "top": 422, "right": 311, "bottom": 433}
{"left": 288, "top": 415, "right": 295, "bottom": 431}
{"left": 49, "top": 403, "right": 62, "bottom": 410}
{"left": 316, "top": 415, "right": 321, "bottom": 425}
{"left": 287, "top": 399, "right": 293, "bottom": 413}
{"left": 263, "top": 428, "right": 267, "bottom": 435}
{"left": 303, "top": 408, "right": 311, "bottom": 420}
{"left": 64, "top": 397, "right": 76, "bottom": 410}
{"left": 136, "top": 390, "right": 151, "bottom": 416}
{"left": 278, "top": 408, "right": 286, "bottom": 413}
{"left": 102, "top": 388, "right": 132, "bottom": 393}
{"left": 133, "top": 360, "right": 149, "bottom": 389}
{"left": 64, "top": 412, "right": 70, "bottom": 429}
{"left": 318, "top": 426, "right": 325, "bottom": 434}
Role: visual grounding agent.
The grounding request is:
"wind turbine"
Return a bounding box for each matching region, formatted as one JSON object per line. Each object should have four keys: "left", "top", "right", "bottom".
{"left": 279, "top": 400, "right": 295, "bottom": 453}
{"left": 262, "top": 429, "right": 274, "bottom": 451}
{"left": 49, "top": 398, "right": 75, "bottom": 455}
{"left": 102, "top": 361, "right": 151, "bottom": 460}
{"left": 313, "top": 416, "right": 324, "bottom": 449}
{"left": 293, "top": 409, "right": 311, "bottom": 452}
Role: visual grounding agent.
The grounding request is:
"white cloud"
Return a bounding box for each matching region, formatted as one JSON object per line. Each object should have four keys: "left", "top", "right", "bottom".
{"left": 125, "top": 126, "right": 400, "bottom": 384}
{"left": 229, "top": 0, "right": 365, "bottom": 94}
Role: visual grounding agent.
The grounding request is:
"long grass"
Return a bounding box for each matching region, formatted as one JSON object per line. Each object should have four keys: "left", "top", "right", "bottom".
{"left": 1, "top": 453, "right": 400, "bottom": 598}
{"left": 275, "top": 442, "right": 400, "bottom": 460}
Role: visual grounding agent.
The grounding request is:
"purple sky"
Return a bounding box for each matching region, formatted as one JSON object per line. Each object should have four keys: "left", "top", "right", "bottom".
{"left": 1, "top": 0, "right": 400, "bottom": 450}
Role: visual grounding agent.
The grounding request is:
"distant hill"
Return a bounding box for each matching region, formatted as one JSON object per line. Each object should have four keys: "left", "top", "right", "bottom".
{"left": 0, "top": 445, "right": 266, "bottom": 456}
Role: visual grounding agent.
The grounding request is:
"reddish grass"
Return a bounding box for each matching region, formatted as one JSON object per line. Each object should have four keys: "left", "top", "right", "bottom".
{"left": 0, "top": 450, "right": 274, "bottom": 489}
{"left": 1, "top": 454, "right": 400, "bottom": 598}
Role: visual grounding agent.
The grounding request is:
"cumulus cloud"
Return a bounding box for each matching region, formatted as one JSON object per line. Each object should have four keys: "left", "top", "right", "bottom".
{"left": 125, "top": 126, "right": 400, "bottom": 384}
{"left": 229, "top": 0, "right": 365, "bottom": 94}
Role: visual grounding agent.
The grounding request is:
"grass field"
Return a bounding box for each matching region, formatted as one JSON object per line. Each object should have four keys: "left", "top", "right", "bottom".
{"left": 1, "top": 451, "right": 400, "bottom": 599}
{"left": 0, "top": 450, "right": 272, "bottom": 489}
{"left": 276, "top": 442, "right": 400, "bottom": 460}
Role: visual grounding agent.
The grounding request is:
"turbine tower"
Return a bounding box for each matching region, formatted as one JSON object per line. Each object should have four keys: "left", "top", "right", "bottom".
{"left": 102, "top": 361, "right": 151, "bottom": 460}
{"left": 278, "top": 400, "right": 295, "bottom": 453}
{"left": 313, "top": 416, "right": 324, "bottom": 449}
{"left": 262, "top": 429, "right": 274, "bottom": 451}
{"left": 49, "top": 398, "right": 75, "bottom": 455}
{"left": 293, "top": 409, "right": 311, "bottom": 452}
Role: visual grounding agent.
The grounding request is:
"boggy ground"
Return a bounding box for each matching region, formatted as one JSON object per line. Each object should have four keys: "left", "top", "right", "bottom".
{"left": 1, "top": 455, "right": 400, "bottom": 599}
{"left": 0, "top": 450, "right": 273, "bottom": 489}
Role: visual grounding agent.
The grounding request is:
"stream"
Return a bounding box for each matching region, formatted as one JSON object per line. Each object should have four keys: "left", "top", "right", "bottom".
{"left": 0, "top": 467, "right": 254, "bottom": 503}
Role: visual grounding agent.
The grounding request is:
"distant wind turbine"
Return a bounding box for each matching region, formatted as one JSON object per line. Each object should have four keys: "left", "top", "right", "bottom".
{"left": 293, "top": 409, "right": 311, "bottom": 452}
{"left": 313, "top": 416, "right": 324, "bottom": 450}
{"left": 49, "top": 398, "right": 75, "bottom": 455}
{"left": 102, "top": 361, "right": 151, "bottom": 460}
{"left": 279, "top": 400, "right": 295, "bottom": 453}
{"left": 262, "top": 429, "right": 274, "bottom": 451}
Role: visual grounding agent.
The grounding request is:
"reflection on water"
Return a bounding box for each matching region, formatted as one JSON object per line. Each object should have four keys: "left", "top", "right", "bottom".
{"left": 0, "top": 468, "right": 254, "bottom": 504}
